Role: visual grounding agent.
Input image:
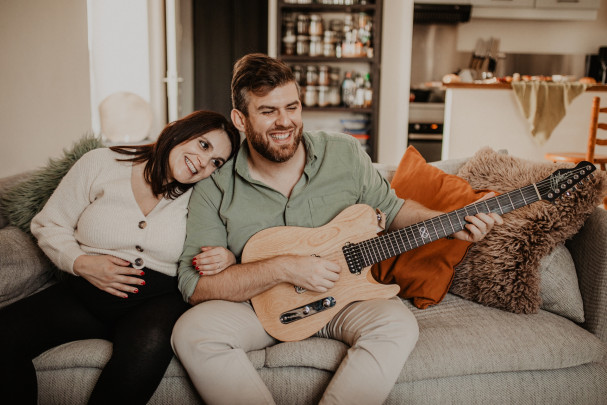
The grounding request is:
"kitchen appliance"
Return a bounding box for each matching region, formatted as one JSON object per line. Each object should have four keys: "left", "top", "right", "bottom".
{"left": 413, "top": 3, "right": 471, "bottom": 24}
{"left": 408, "top": 103, "right": 444, "bottom": 162}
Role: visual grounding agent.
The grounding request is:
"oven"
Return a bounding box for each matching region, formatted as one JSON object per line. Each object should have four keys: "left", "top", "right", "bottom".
{"left": 408, "top": 102, "right": 444, "bottom": 162}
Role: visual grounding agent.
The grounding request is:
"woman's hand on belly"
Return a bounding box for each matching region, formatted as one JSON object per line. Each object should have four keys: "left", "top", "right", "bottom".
{"left": 73, "top": 255, "right": 147, "bottom": 298}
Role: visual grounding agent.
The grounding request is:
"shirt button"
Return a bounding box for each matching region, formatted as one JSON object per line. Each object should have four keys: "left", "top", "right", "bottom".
{"left": 136, "top": 245, "right": 144, "bottom": 252}
{"left": 134, "top": 258, "right": 144, "bottom": 267}
{"left": 138, "top": 221, "right": 147, "bottom": 229}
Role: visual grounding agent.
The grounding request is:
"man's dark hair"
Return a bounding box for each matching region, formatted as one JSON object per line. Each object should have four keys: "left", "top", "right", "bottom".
{"left": 231, "top": 53, "right": 298, "bottom": 116}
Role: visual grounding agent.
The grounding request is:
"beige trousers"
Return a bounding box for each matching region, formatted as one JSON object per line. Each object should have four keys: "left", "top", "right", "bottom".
{"left": 171, "top": 297, "right": 419, "bottom": 405}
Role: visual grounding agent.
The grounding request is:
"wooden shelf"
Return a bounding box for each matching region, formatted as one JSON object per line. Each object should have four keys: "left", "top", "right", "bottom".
{"left": 280, "top": 56, "right": 373, "bottom": 64}
{"left": 279, "top": 1, "right": 377, "bottom": 13}
{"left": 277, "top": 0, "right": 383, "bottom": 161}
{"left": 303, "top": 106, "right": 372, "bottom": 113}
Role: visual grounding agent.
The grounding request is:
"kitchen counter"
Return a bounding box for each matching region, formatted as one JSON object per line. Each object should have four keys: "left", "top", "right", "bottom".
{"left": 443, "top": 83, "right": 607, "bottom": 91}
{"left": 441, "top": 83, "right": 607, "bottom": 162}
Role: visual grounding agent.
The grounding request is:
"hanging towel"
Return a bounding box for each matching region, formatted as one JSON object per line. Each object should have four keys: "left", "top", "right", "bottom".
{"left": 511, "top": 81, "right": 587, "bottom": 145}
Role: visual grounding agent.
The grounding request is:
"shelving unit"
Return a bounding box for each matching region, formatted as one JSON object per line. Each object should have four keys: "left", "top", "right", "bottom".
{"left": 276, "top": 0, "right": 383, "bottom": 160}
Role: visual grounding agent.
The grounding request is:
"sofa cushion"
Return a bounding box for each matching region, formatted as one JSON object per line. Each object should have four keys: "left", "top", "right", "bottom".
{"left": 0, "top": 226, "right": 54, "bottom": 309}
{"left": 259, "top": 295, "right": 607, "bottom": 382}
{"left": 372, "top": 146, "right": 494, "bottom": 309}
{"left": 399, "top": 294, "right": 607, "bottom": 383}
{"left": 538, "top": 244, "right": 584, "bottom": 323}
{"left": 31, "top": 295, "right": 607, "bottom": 401}
{"left": 451, "top": 147, "right": 606, "bottom": 315}
{"left": 0, "top": 172, "right": 33, "bottom": 229}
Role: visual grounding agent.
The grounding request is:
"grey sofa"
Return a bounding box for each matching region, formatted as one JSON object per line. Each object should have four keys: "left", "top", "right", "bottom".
{"left": 1, "top": 157, "right": 606, "bottom": 405}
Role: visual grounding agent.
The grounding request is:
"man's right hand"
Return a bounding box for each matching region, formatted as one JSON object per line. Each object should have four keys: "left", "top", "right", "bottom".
{"left": 275, "top": 255, "right": 341, "bottom": 293}
{"left": 73, "top": 255, "right": 146, "bottom": 298}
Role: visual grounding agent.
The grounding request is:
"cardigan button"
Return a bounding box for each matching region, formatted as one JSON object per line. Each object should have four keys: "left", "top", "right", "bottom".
{"left": 136, "top": 245, "right": 144, "bottom": 252}
{"left": 134, "top": 258, "right": 144, "bottom": 267}
{"left": 138, "top": 221, "right": 147, "bottom": 229}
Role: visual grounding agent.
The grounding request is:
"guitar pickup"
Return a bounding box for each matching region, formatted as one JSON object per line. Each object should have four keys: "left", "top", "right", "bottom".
{"left": 279, "top": 297, "right": 336, "bottom": 324}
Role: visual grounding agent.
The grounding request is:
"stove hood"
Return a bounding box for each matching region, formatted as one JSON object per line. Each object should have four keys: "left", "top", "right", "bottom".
{"left": 413, "top": 3, "right": 472, "bottom": 24}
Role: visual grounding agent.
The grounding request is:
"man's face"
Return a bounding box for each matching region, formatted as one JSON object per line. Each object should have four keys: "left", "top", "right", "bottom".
{"left": 242, "top": 82, "right": 303, "bottom": 163}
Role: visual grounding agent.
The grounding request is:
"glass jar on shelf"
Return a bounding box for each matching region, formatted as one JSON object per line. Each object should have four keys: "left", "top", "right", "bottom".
{"left": 291, "top": 65, "right": 304, "bottom": 86}
{"left": 318, "top": 65, "right": 330, "bottom": 86}
{"left": 363, "top": 73, "right": 373, "bottom": 108}
{"left": 317, "top": 86, "right": 330, "bottom": 107}
{"left": 329, "top": 67, "right": 341, "bottom": 86}
{"left": 341, "top": 71, "right": 356, "bottom": 107}
{"left": 322, "top": 31, "right": 337, "bottom": 57}
{"left": 282, "top": 21, "right": 296, "bottom": 56}
{"left": 296, "top": 35, "right": 310, "bottom": 56}
{"left": 304, "top": 86, "right": 318, "bottom": 107}
{"left": 309, "top": 14, "right": 323, "bottom": 37}
{"left": 305, "top": 65, "right": 319, "bottom": 86}
{"left": 328, "top": 86, "right": 341, "bottom": 106}
{"left": 309, "top": 36, "right": 323, "bottom": 57}
{"left": 296, "top": 14, "right": 310, "bottom": 35}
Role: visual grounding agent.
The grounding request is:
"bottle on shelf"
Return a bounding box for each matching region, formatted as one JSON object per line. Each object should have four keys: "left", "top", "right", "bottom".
{"left": 341, "top": 71, "right": 356, "bottom": 108}
{"left": 353, "top": 73, "right": 366, "bottom": 108}
{"left": 363, "top": 73, "right": 373, "bottom": 108}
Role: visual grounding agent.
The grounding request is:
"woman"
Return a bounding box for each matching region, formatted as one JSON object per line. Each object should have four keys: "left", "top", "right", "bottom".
{"left": 0, "top": 110, "right": 241, "bottom": 404}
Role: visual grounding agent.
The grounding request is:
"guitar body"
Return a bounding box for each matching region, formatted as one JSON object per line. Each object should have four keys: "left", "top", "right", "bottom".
{"left": 243, "top": 204, "right": 400, "bottom": 342}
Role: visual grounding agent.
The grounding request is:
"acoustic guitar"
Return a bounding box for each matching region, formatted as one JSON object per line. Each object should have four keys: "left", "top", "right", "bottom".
{"left": 242, "top": 162, "right": 595, "bottom": 342}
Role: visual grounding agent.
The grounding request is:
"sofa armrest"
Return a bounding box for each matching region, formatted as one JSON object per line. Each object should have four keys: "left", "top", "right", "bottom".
{"left": 0, "top": 226, "right": 54, "bottom": 309}
{"left": 566, "top": 208, "right": 607, "bottom": 344}
{"left": 0, "top": 172, "right": 32, "bottom": 229}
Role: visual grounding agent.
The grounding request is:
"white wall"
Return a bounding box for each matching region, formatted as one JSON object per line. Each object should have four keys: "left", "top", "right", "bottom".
{"left": 0, "top": 0, "right": 91, "bottom": 178}
{"left": 377, "top": 0, "right": 413, "bottom": 165}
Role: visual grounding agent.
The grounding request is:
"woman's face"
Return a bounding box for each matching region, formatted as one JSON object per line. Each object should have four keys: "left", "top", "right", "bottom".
{"left": 168, "top": 129, "right": 233, "bottom": 184}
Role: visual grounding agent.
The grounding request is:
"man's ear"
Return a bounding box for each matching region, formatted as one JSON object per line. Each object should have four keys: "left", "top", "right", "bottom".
{"left": 231, "top": 109, "right": 246, "bottom": 133}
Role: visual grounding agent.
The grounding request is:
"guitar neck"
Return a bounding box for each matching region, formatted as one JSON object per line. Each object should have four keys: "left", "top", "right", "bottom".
{"left": 356, "top": 183, "right": 543, "bottom": 267}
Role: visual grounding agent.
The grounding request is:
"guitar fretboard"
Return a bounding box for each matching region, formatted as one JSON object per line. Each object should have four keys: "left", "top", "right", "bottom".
{"left": 356, "top": 184, "right": 541, "bottom": 267}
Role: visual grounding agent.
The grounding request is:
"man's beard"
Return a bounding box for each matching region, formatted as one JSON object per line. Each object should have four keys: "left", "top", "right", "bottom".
{"left": 244, "top": 118, "right": 303, "bottom": 163}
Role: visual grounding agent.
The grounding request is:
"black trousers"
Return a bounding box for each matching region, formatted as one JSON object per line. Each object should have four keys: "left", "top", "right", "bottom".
{"left": 0, "top": 269, "right": 190, "bottom": 405}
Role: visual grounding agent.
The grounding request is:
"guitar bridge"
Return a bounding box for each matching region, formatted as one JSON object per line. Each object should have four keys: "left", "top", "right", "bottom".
{"left": 279, "top": 297, "right": 336, "bottom": 324}
{"left": 342, "top": 242, "right": 364, "bottom": 274}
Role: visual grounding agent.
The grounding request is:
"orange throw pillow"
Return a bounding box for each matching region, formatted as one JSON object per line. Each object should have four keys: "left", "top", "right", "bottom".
{"left": 371, "top": 146, "right": 493, "bottom": 309}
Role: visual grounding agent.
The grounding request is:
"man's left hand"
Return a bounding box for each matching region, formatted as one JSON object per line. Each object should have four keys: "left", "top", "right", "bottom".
{"left": 451, "top": 192, "right": 503, "bottom": 242}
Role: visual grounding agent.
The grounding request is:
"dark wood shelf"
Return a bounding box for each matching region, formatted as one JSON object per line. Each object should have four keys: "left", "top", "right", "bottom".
{"left": 280, "top": 56, "right": 373, "bottom": 63}
{"left": 277, "top": 0, "right": 383, "bottom": 161}
{"left": 303, "top": 106, "right": 372, "bottom": 113}
{"left": 278, "top": 1, "right": 377, "bottom": 13}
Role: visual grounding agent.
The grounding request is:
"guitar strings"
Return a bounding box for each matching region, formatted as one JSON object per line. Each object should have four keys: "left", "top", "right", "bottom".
{"left": 355, "top": 164, "right": 594, "bottom": 267}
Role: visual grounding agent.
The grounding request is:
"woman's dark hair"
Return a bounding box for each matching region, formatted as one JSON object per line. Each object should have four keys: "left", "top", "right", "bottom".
{"left": 110, "top": 110, "right": 240, "bottom": 199}
{"left": 231, "top": 53, "right": 298, "bottom": 116}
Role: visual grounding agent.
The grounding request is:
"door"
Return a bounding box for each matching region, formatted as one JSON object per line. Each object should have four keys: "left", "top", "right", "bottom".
{"left": 192, "top": 0, "right": 268, "bottom": 118}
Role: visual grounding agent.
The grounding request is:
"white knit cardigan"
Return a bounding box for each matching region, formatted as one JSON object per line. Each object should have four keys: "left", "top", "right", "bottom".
{"left": 31, "top": 148, "right": 192, "bottom": 276}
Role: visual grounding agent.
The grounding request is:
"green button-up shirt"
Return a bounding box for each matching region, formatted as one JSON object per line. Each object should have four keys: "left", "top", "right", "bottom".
{"left": 177, "top": 130, "right": 404, "bottom": 301}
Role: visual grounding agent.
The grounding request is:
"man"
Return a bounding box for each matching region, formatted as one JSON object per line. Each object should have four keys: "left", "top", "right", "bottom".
{"left": 172, "top": 53, "right": 502, "bottom": 405}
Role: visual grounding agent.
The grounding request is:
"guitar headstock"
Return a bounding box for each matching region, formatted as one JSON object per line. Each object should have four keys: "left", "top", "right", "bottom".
{"left": 540, "top": 161, "right": 596, "bottom": 203}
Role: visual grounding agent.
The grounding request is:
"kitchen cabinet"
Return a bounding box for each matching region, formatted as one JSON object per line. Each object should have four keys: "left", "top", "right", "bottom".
{"left": 470, "top": 0, "right": 534, "bottom": 8}
{"left": 276, "top": 0, "right": 383, "bottom": 160}
{"left": 470, "top": 0, "right": 600, "bottom": 19}
{"left": 442, "top": 84, "right": 607, "bottom": 162}
{"left": 535, "top": 0, "right": 600, "bottom": 10}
